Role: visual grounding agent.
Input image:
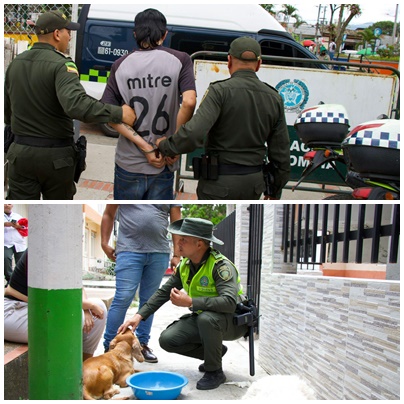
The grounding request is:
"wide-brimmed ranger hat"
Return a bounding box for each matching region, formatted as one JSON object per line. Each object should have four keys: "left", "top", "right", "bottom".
{"left": 34, "top": 10, "right": 80, "bottom": 35}
{"left": 168, "top": 218, "right": 224, "bottom": 245}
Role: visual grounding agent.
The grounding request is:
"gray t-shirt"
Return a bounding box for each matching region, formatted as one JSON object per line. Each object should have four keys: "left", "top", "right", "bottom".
{"left": 115, "top": 204, "right": 181, "bottom": 254}
{"left": 101, "top": 46, "right": 196, "bottom": 174}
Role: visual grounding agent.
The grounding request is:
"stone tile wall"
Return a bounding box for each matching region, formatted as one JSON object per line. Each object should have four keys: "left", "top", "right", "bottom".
{"left": 258, "top": 205, "right": 400, "bottom": 400}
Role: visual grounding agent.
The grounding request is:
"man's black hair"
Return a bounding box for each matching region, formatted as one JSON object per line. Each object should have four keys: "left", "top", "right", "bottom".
{"left": 134, "top": 8, "right": 167, "bottom": 49}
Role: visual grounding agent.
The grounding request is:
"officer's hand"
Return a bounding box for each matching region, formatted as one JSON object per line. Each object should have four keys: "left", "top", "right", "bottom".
{"left": 165, "top": 155, "right": 180, "bottom": 165}
{"left": 118, "top": 313, "right": 143, "bottom": 334}
{"left": 170, "top": 287, "right": 192, "bottom": 308}
{"left": 264, "top": 195, "right": 279, "bottom": 200}
{"left": 155, "top": 137, "right": 166, "bottom": 148}
{"left": 122, "top": 105, "right": 136, "bottom": 127}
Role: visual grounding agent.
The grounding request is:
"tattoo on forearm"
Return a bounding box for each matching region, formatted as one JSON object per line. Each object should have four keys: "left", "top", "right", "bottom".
{"left": 123, "top": 123, "right": 139, "bottom": 137}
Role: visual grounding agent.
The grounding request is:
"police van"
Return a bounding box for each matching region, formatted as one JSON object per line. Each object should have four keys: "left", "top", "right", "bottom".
{"left": 75, "top": 4, "right": 321, "bottom": 137}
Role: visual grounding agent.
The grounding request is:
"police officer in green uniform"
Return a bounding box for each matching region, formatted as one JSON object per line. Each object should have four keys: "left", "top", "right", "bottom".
{"left": 118, "top": 218, "right": 248, "bottom": 390}
{"left": 4, "top": 11, "right": 136, "bottom": 200}
{"left": 156, "top": 36, "right": 290, "bottom": 200}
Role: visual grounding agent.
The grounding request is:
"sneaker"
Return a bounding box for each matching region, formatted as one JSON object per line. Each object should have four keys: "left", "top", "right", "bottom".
{"left": 141, "top": 344, "right": 158, "bottom": 363}
{"left": 198, "top": 345, "right": 227, "bottom": 372}
{"left": 196, "top": 369, "right": 226, "bottom": 390}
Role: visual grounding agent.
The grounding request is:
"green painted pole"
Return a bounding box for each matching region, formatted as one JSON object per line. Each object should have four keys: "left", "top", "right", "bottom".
{"left": 28, "top": 205, "right": 83, "bottom": 399}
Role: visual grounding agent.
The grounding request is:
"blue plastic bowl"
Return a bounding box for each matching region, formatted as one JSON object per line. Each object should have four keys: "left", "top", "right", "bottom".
{"left": 126, "top": 371, "right": 188, "bottom": 400}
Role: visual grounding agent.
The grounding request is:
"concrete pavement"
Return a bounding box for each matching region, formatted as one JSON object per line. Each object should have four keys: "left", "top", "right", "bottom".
{"left": 84, "top": 278, "right": 316, "bottom": 400}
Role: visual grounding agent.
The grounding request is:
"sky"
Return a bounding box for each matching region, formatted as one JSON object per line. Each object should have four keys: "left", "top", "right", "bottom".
{"left": 282, "top": 3, "right": 400, "bottom": 26}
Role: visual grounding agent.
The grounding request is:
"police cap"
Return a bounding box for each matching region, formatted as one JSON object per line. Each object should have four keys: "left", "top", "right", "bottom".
{"left": 229, "top": 36, "right": 261, "bottom": 61}
{"left": 34, "top": 10, "right": 80, "bottom": 35}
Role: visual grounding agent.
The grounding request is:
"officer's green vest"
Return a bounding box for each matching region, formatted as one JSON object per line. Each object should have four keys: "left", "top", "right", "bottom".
{"left": 179, "top": 249, "right": 243, "bottom": 298}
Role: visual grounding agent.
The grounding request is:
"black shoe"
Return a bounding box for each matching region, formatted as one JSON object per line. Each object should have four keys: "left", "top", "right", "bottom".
{"left": 141, "top": 344, "right": 158, "bottom": 363}
{"left": 198, "top": 345, "right": 228, "bottom": 372}
{"left": 196, "top": 369, "right": 226, "bottom": 390}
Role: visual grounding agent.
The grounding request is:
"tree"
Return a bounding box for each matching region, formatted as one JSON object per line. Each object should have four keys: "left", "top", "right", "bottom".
{"left": 368, "top": 21, "right": 400, "bottom": 36}
{"left": 293, "top": 15, "right": 306, "bottom": 29}
{"left": 278, "top": 4, "right": 300, "bottom": 24}
{"left": 357, "top": 28, "right": 377, "bottom": 51}
{"left": 260, "top": 4, "right": 277, "bottom": 15}
{"left": 181, "top": 205, "right": 226, "bottom": 225}
{"left": 327, "top": 4, "right": 362, "bottom": 53}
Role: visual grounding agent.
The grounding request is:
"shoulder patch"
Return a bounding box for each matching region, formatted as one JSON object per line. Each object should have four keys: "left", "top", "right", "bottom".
{"left": 65, "top": 61, "right": 78, "bottom": 76}
{"left": 217, "top": 264, "right": 233, "bottom": 281}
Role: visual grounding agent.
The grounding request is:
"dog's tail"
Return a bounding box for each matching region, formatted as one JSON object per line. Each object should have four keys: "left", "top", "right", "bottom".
{"left": 82, "top": 387, "right": 96, "bottom": 400}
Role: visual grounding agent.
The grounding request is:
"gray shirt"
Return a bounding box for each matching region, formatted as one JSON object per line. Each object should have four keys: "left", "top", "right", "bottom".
{"left": 115, "top": 204, "right": 181, "bottom": 254}
{"left": 101, "top": 46, "right": 196, "bottom": 174}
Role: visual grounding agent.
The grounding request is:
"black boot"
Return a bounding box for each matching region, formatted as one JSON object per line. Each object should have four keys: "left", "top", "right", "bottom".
{"left": 198, "top": 345, "right": 227, "bottom": 372}
{"left": 196, "top": 369, "right": 226, "bottom": 390}
{"left": 141, "top": 344, "right": 158, "bottom": 363}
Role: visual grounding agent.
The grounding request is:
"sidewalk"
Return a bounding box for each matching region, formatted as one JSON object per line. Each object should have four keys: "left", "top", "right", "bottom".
{"left": 83, "top": 279, "right": 316, "bottom": 400}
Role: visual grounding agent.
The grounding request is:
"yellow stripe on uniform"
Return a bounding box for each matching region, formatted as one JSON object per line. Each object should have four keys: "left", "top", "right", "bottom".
{"left": 66, "top": 62, "right": 79, "bottom": 75}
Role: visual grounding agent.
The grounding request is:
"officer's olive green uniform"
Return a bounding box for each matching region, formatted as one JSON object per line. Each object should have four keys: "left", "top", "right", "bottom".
{"left": 158, "top": 69, "right": 291, "bottom": 199}
{"left": 4, "top": 42, "right": 123, "bottom": 199}
{"left": 137, "top": 248, "right": 248, "bottom": 372}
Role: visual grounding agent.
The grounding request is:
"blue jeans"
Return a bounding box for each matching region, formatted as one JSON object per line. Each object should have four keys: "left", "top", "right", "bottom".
{"left": 103, "top": 251, "right": 169, "bottom": 350}
{"left": 114, "top": 164, "right": 175, "bottom": 200}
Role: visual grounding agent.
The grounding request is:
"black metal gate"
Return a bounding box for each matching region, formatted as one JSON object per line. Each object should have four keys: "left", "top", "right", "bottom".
{"left": 213, "top": 211, "right": 235, "bottom": 263}
{"left": 214, "top": 206, "right": 262, "bottom": 332}
{"left": 282, "top": 204, "right": 400, "bottom": 266}
{"left": 247, "top": 205, "right": 263, "bottom": 310}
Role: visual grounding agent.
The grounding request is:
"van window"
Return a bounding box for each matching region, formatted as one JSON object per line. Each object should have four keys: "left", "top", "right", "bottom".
{"left": 169, "top": 27, "right": 235, "bottom": 56}
{"left": 260, "top": 39, "right": 318, "bottom": 68}
{"left": 83, "top": 22, "right": 132, "bottom": 69}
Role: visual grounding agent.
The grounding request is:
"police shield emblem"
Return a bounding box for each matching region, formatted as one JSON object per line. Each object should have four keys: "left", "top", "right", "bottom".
{"left": 218, "top": 265, "right": 232, "bottom": 281}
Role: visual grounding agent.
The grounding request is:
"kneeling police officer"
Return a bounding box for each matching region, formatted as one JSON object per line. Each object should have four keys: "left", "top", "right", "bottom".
{"left": 118, "top": 217, "right": 249, "bottom": 390}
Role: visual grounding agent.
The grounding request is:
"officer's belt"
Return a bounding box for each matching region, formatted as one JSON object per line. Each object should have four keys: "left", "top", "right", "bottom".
{"left": 14, "top": 135, "right": 73, "bottom": 148}
{"left": 218, "top": 164, "right": 262, "bottom": 176}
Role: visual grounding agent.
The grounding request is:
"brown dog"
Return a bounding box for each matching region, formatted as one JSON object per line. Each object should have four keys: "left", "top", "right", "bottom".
{"left": 83, "top": 329, "right": 144, "bottom": 400}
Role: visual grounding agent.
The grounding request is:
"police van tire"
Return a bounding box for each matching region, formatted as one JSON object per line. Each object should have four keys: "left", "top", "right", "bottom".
{"left": 100, "top": 123, "right": 119, "bottom": 138}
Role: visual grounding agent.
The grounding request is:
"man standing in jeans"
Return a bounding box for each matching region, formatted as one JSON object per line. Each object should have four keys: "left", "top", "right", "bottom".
{"left": 101, "top": 204, "right": 181, "bottom": 362}
{"left": 101, "top": 8, "right": 196, "bottom": 199}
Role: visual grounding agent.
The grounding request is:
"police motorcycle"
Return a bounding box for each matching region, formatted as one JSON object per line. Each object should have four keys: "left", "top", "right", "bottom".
{"left": 293, "top": 103, "right": 400, "bottom": 200}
